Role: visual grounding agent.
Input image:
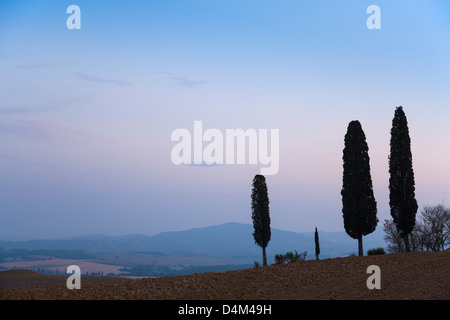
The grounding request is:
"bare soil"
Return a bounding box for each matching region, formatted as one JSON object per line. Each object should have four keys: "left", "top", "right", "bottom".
{"left": 1, "top": 251, "right": 448, "bottom": 300}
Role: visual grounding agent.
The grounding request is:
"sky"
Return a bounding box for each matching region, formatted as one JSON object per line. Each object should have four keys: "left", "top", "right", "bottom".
{"left": 0, "top": 0, "right": 449, "bottom": 240}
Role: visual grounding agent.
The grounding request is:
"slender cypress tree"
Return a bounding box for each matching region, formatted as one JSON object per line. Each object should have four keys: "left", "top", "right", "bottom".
{"left": 314, "top": 227, "right": 320, "bottom": 260}
{"left": 341, "top": 120, "right": 378, "bottom": 256}
{"left": 389, "top": 106, "right": 418, "bottom": 252}
{"left": 251, "top": 174, "right": 271, "bottom": 266}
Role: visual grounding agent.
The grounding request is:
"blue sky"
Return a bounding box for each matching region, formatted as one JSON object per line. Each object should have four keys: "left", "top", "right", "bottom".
{"left": 0, "top": 1, "right": 449, "bottom": 240}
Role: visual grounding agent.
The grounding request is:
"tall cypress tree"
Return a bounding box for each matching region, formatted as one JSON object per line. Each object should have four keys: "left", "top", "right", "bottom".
{"left": 341, "top": 120, "right": 378, "bottom": 256}
{"left": 314, "top": 227, "right": 320, "bottom": 260}
{"left": 389, "top": 106, "right": 418, "bottom": 252}
{"left": 251, "top": 174, "right": 271, "bottom": 266}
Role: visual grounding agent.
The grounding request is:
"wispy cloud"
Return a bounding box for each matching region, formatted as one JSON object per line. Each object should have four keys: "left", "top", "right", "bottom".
{"left": 16, "top": 64, "right": 58, "bottom": 71}
{"left": 154, "top": 71, "right": 207, "bottom": 88}
{"left": 0, "top": 106, "right": 59, "bottom": 115}
{"left": 0, "top": 95, "right": 88, "bottom": 116}
{"left": 72, "top": 72, "right": 131, "bottom": 86}
{"left": 0, "top": 119, "right": 114, "bottom": 144}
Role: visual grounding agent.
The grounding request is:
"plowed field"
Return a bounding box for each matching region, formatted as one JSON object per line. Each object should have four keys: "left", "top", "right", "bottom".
{"left": 1, "top": 251, "right": 448, "bottom": 300}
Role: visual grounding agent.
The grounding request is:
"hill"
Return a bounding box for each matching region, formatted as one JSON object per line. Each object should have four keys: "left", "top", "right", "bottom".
{"left": 1, "top": 251, "right": 448, "bottom": 300}
{"left": 0, "top": 222, "right": 386, "bottom": 260}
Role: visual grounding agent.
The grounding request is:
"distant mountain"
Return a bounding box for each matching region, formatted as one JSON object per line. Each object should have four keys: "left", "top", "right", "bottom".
{"left": 0, "top": 222, "right": 386, "bottom": 260}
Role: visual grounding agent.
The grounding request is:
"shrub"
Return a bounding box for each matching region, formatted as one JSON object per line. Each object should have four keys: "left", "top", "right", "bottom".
{"left": 367, "top": 247, "right": 386, "bottom": 255}
{"left": 274, "top": 254, "right": 285, "bottom": 265}
{"left": 273, "top": 250, "right": 307, "bottom": 264}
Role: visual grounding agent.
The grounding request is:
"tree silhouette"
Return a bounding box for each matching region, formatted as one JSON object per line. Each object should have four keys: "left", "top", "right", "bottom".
{"left": 341, "top": 120, "right": 378, "bottom": 256}
{"left": 416, "top": 204, "right": 450, "bottom": 252}
{"left": 389, "top": 106, "right": 418, "bottom": 252}
{"left": 251, "top": 174, "right": 271, "bottom": 266}
{"left": 314, "top": 227, "right": 320, "bottom": 260}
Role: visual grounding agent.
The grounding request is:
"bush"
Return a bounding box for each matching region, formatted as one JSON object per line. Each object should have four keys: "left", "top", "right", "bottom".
{"left": 273, "top": 250, "right": 307, "bottom": 264}
{"left": 367, "top": 247, "right": 385, "bottom": 255}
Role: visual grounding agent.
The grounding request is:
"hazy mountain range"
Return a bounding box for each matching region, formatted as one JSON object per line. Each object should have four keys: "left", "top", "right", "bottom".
{"left": 0, "top": 222, "right": 386, "bottom": 260}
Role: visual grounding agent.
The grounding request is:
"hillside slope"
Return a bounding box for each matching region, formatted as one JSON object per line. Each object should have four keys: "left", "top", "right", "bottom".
{"left": 1, "top": 251, "right": 448, "bottom": 300}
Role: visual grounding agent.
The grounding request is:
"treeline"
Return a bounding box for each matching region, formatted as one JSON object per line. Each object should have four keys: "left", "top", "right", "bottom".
{"left": 0, "top": 248, "right": 96, "bottom": 262}
{"left": 27, "top": 268, "right": 105, "bottom": 277}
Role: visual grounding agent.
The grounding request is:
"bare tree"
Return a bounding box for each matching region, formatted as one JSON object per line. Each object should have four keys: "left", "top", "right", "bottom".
{"left": 384, "top": 204, "right": 450, "bottom": 253}
{"left": 416, "top": 204, "right": 450, "bottom": 252}
{"left": 383, "top": 219, "right": 406, "bottom": 253}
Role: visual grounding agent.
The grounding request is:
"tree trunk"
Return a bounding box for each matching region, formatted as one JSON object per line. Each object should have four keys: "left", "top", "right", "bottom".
{"left": 404, "top": 234, "right": 411, "bottom": 252}
{"left": 358, "top": 235, "right": 363, "bottom": 256}
{"left": 262, "top": 246, "right": 268, "bottom": 266}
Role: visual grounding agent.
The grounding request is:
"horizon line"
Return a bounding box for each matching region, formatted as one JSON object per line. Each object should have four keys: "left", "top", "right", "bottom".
{"left": 0, "top": 221, "right": 387, "bottom": 242}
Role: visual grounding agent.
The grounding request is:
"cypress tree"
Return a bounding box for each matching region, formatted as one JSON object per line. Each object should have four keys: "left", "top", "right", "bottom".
{"left": 314, "top": 227, "right": 320, "bottom": 260}
{"left": 389, "top": 106, "right": 418, "bottom": 252}
{"left": 341, "top": 120, "right": 378, "bottom": 256}
{"left": 251, "top": 174, "right": 271, "bottom": 266}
